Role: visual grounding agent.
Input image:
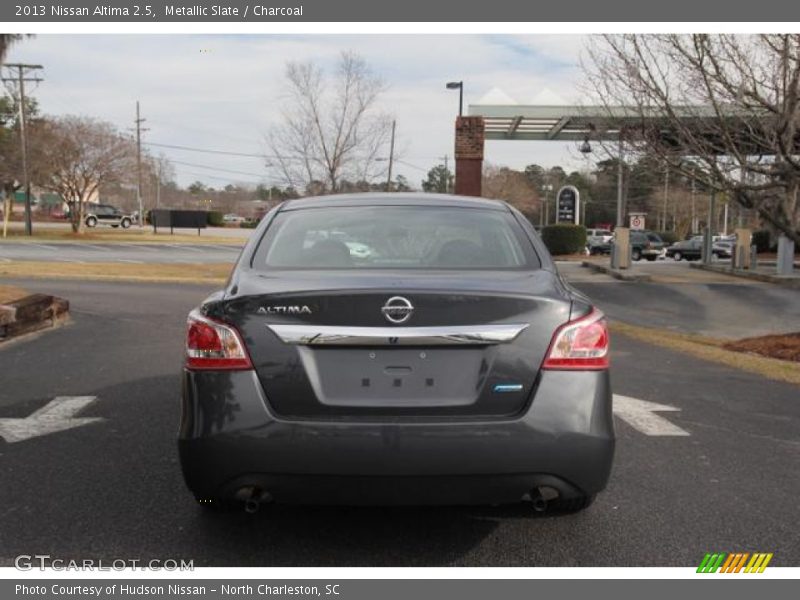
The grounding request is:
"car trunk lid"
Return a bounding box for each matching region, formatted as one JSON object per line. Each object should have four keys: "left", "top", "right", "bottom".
{"left": 215, "top": 269, "right": 570, "bottom": 419}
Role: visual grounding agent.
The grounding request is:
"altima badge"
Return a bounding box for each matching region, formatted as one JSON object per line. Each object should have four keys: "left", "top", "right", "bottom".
{"left": 381, "top": 296, "right": 414, "bottom": 324}
{"left": 258, "top": 305, "right": 312, "bottom": 315}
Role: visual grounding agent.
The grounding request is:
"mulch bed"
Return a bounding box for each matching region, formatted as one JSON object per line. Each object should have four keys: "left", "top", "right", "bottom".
{"left": 724, "top": 333, "right": 800, "bottom": 362}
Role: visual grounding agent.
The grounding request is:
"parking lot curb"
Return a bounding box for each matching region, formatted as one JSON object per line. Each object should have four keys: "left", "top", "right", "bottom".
{"left": 0, "top": 294, "right": 70, "bottom": 343}
{"left": 581, "top": 261, "right": 652, "bottom": 282}
{"left": 690, "top": 263, "right": 800, "bottom": 288}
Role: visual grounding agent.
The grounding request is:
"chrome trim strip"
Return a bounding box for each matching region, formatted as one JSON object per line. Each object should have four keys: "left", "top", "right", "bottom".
{"left": 267, "top": 323, "right": 529, "bottom": 346}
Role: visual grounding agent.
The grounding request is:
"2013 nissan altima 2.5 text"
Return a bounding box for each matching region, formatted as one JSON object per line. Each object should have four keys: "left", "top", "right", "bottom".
{"left": 179, "top": 194, "right": 614, "bottom": 514}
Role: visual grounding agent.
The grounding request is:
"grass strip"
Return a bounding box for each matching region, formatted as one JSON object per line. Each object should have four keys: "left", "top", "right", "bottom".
{"left": 0, "top": 261, "right": 230, "bottom": 285}
{"left": 611, "top": 321, "right": 800, "bottom": 386}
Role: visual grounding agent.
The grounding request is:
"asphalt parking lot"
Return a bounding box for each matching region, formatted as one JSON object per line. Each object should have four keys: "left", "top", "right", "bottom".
{"left": 1, "top": 275, "right": 798, "bottom": 567}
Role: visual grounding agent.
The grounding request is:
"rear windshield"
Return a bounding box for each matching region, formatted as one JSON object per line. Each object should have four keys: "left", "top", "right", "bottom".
{"left": 252, "top": 206, "right": 540, "bottom": 270}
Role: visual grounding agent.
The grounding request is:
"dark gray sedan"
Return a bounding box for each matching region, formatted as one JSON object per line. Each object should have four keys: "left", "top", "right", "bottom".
{"left": 179, "top": 194, "right": 614, "bottom": 513}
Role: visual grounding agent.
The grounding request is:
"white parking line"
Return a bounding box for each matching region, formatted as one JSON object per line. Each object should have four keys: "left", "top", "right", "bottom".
{"left": 613, "top": 395, "right": 691, "bottom": 436}
{"left": 116, "top": 259, "right": 144, "bottom": 264}
{"left": 0, "top": 396, "right": 103, "bottom": 443}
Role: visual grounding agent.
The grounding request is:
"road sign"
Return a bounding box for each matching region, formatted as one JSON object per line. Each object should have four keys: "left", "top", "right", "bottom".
{"left": 556, "top": 185, "right": 580, "bottom": 225}
{"left": 629, "top": 213, "right": 646, "bottom": 230}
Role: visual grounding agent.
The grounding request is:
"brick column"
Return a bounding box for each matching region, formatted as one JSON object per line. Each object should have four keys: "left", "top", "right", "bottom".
{"left": 454, "top": 116, "right": 484, "bottom": 197}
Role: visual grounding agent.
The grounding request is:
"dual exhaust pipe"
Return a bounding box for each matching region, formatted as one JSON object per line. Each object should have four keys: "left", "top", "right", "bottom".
{"left": 235, "top": 485, "right": 558, "bottom": 513}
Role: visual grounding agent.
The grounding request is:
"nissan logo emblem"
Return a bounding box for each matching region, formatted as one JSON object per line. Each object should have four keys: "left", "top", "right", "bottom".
{"left": 381, "top": 296, "right": 414, "bottom": 324}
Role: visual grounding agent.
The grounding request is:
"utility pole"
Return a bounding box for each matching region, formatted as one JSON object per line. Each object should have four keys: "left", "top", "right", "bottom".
{"left": 440, "top": 154, "right": 450, "bottom": 193}
{"left": 155, "top": 171, "right": 161, "bottom": 209}
{"left": 723, "top": 200, "right": 729, "bottom": 236}
{"left": 615, "top": 138, "right": 625, "bottom": 227}
{"left": 133, "top": 101, "right": 148, "bottom": 229}
{"left": 2, "top": 63, "right": 43, "bottom": 236}
{"left": 662, "top": 163, "right": 670, "bottom": 231}
{"left": 691, "top": 178, "right": 696, "bottom": 234}
{"left": 385, "top": 119, "right": 396, "bottom": 192}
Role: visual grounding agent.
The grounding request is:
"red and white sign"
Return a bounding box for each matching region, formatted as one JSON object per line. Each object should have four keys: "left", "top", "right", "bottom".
{"left": 629, "top": 213, "right": 646, "bottom": 230}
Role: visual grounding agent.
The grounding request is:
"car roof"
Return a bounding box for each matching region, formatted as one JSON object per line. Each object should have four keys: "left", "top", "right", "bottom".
{"left": 279, "top": 193, "right": 509, "bottom": 212}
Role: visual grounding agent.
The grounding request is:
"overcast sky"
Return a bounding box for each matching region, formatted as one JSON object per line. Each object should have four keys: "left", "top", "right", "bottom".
{"left": 5, "top": 34, "right": 597, "bottom": 189}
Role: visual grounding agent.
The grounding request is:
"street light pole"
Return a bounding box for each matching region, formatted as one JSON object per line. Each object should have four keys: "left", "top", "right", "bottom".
{"left": 446, "top": 81, "right": 464, "bottom": 117}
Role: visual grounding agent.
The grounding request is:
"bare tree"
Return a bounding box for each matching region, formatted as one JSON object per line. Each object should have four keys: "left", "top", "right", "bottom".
{"left": 482, "top": 164, "right": 540, "bottom": 218}
{"left": 267, "top": 51, "right": 393, "bottom": 194}
{"left": 585, "top": 34, "right": 800, "bottom": 243}
{"left": 0, "top": 35, "right": 26, "bottom": 64}
{"left": 35, "top": 116, "right": 136, "bottom": 233}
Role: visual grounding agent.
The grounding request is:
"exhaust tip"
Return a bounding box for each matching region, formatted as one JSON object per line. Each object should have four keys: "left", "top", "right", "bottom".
{"left": 236, "top": 486, "right": 273, "bottom": 514}
{"left": 530, "top": 486, "right": 559, "bottom": 513}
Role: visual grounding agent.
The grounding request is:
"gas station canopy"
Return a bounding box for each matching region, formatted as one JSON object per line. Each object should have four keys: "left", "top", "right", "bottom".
{"left": 468, "top": 104, "right": 724, "bottom": 142}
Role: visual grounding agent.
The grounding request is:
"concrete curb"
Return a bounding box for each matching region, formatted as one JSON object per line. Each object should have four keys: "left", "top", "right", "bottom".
{"left": 690, "top": 263, "right": 800, "bottom": 289}
{"left": 580, "top": 261, "right": 652, "bottom": 282}
{"left": 0, "top": 294, "right": 70, "bottom": 343}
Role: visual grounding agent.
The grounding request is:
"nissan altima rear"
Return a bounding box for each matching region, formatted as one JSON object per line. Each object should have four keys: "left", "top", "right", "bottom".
{"left": 179, "top": 194, "right": 614, "bottom": 513}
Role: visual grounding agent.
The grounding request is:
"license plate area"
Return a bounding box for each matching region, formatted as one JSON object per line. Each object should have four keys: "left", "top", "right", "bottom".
{"left": 298, "top": 347, "right": 492, "bottom": 407}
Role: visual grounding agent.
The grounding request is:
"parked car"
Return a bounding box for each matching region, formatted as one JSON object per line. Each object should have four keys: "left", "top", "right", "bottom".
{"left": 84, "top": 204, "right": 133, "bottom": 229}
{"left": 586, "top": 238, "right": 612, "bottom": 255}
{"left": 223, "top": 213, "right": 244, "bottom": 223}
{"left": 180, "top": 193, "right": 614, "bottom": 513}
{"left": 586, "top": 228, "right": 613, "bottom": 243}
{"left": 712, "top": 240, "right": 734, "bottom": 259}
{"left": 666, "top": 238, "right": 704, "bottom": 261}
{"left": 630, "top": 230, "right": 666, "bottom": 261}
{"left": 668, "top": 239, "right": 734, "bottom": 261}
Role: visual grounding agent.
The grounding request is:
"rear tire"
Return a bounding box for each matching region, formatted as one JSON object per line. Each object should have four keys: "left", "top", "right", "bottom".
{"left": 85, "top": 216, "right": 97, "bottom": 228}
{"left": 673, "top": 251, "right": 682, "bottom": 261}
{"left": 632, "top": 249, "right": 642, "bottom": 261}
{"left": 121, "top": 218, "right": 131, "bottom": 229}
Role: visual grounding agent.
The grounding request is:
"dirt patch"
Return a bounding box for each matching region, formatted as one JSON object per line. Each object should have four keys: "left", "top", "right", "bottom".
{"left": 0, "top": 285, "right": 29, "bottom": 304}
{"left": 724, "top": 333, "right": 800, "bottom": 363}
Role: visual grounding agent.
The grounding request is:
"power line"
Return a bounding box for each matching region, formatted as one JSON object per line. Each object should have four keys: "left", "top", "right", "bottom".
{"left": 143, "top": 141, "right": 268, "bottom": 159}
{"left": 169, "top": 159, "right": 268, "bottom": 179}
{"left": 144, "top": 140, "right": 441, "bottom": 168}
{"left": 394, "top": 159, "right": 429, "bottom": 173}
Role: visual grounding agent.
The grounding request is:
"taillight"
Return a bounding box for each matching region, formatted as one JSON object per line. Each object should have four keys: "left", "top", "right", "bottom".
{"left": 185, "top": 309, "right": 252, "bottom": 371}
{"left": 542, "top": 308, "right": 609, "bottom": 370}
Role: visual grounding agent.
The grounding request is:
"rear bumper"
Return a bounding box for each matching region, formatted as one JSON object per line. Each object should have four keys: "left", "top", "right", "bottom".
{"left": 179, "top": 369, "right": 615, "bottom": 505}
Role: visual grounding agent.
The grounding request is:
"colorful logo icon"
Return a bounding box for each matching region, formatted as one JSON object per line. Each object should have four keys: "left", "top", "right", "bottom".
{"left": 697, "top": 552, "right": 773, "bottom": 573}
